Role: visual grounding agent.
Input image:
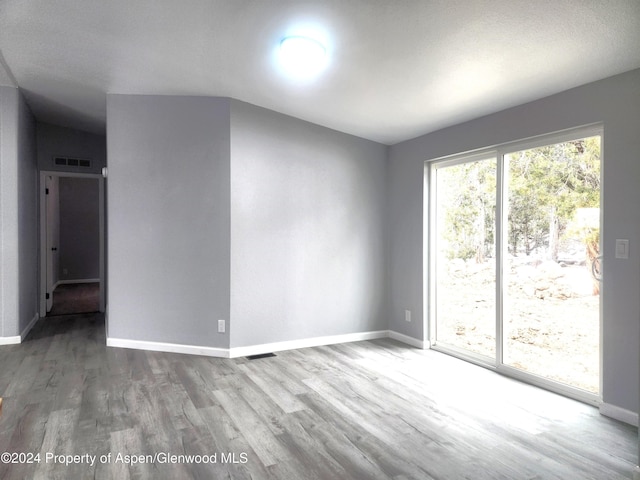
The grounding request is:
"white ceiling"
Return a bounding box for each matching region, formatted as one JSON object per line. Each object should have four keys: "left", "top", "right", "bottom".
{"left": 1, "top": 0, "right": 639, "bottom": 145}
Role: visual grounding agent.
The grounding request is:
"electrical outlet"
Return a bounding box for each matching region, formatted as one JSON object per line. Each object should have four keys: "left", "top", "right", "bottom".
{"left": 615, "top": 239, "right": 629, "bottom": 259}
{"left": 218, "top": 319, "right": 226, "bottom": 333}
{"left": 405, "top": 310, "right": 411, "bottom": 322}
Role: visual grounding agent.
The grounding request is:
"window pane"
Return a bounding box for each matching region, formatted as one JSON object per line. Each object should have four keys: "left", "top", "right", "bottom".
{"left": 503, "top": 136, "right": 600, "bottom": 393}
{"left": 434, "top": 157, "right": 497, "bottom": 359}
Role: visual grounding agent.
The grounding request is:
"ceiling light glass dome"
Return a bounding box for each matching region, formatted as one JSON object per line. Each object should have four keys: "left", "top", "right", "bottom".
{"left": 278, "top": 35, "right": 328, "bottom": 80}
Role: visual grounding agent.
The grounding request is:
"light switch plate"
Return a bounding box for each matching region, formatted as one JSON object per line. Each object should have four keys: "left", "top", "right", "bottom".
{"left": 615, "top": 239, "right": 629, "bottom": 259}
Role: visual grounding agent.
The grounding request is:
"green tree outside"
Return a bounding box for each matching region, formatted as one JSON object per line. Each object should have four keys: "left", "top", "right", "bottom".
{"left": 438, "top": 136, "right": 600, "bottom": 262}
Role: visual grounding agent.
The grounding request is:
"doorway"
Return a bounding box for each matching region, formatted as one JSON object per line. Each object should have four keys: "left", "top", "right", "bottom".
{"left": 40, "top": 172, "right": 105, "bottom": 318}
{"left": 429, "top": 126, "right": 602, "bottom": 403}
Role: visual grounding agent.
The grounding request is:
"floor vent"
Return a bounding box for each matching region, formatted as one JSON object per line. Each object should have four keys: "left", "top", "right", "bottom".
{"left": 246, "top": 353, "right": 276, "bottom": 360}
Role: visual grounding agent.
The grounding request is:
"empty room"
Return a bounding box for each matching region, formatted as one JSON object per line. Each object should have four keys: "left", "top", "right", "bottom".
{"left": 1, "top": 1, "right": 640, "bottom": 479}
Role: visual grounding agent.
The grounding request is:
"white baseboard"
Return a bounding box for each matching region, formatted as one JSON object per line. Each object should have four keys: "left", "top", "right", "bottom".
{"left": 58, "top": 278, "right": 100, "bottom": 286}
{"left": 228, "top": 330, "right": 389, "bottom": 358}
{"left": 21, "top": 313, "right": 40, "bottom": 341}
{"left": 50, "top": 278, "right": 99, "bottom": 293}
{"left": 106, "top": 337, "right": 229, "bottom": 358}
{"left": 106, "top": 330, "right": 425, "bottom": 360}
{"left": 388, "top": 330, "right": 427, "bottom": 349}
{"left": 0, "top": 335, "right": 21, "bottom": 345}
{"left": 0, "top": 313, "right": 40, "bottom": 345}
{"left": 599, "top": 402, "right": 638, "bottom": 426}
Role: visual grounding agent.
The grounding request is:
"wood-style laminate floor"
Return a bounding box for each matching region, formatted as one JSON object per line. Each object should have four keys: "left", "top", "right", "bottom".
{"left": 0, "top": 313, "right": 636, "bottom": 479}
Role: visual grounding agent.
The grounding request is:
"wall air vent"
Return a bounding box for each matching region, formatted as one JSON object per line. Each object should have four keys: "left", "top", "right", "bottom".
{"left": 53, "top": 156, "right": 92, "bottom": 168}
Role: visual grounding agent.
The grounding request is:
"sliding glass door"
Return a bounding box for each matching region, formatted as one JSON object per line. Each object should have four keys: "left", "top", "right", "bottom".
{"left": 433, "top": 155, "right": 497, "bottom": 360}
{"left": 430, "top": 128, "right": 602, "bottom": 401}
{"left": 502, "top": 137, "right": 601, "bottom": 393}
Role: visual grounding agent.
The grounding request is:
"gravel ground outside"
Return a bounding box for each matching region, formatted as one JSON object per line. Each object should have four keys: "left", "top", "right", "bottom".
{"left": 436, "top": 258, "right": 599, "bottom": 393}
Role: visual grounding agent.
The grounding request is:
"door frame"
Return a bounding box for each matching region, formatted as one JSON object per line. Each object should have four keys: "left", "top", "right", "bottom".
{"left": 39, "top": 171, "right": 106, "bottom": 317}
{"left": 425, "top": 123, "right": 604, "bottom": 405}
{"left": 44, "top": 175, "right": 59, "bottom": 313}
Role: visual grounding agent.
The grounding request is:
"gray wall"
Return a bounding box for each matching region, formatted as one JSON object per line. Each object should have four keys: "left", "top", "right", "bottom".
{"left": 0, "top": 86, "right": 37, "bottom": 337}
{"left": 388, "top": 69, "right": 640, "bottom": 412}
{"left": 17, "top": 89, "right": 38, "bottom": 335}
{"left": 230, "top": 100, "right": 388, "bottom": 347}
{"left": 37, "top": 122, "right": 106, "bottom": 175}
{"left": 106, "top": 94, "right": 231, "bottom": 348}
{"left": 59, "top": 177, "right": 100, "bottom": 281}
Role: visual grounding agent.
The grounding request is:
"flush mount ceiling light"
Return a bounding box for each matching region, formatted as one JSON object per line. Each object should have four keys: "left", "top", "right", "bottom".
{"left": 278, "top": 35, "right": 328, "bottom": 79}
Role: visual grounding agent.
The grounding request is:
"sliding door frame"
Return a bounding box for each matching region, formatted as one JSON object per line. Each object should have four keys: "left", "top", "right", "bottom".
{"left": 426, "top": 123, "right": 604, "bottom": 406}
{"left": 427, "top": 150, "right": 499, "bottom": 367}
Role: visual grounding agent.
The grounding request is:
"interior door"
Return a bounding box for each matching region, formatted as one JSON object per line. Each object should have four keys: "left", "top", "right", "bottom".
{"left": 45, "top": 175, "right": 59, "bottom": 312}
